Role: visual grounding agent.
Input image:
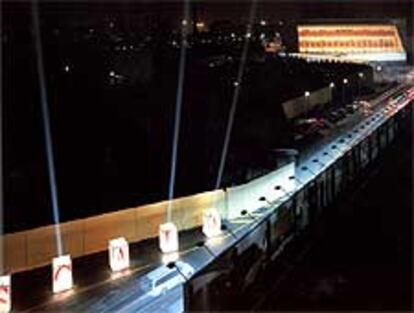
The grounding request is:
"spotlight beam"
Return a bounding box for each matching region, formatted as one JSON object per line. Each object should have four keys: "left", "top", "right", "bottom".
{"left": 166, "top": 0, "right": 191, "bottom": 222}
{"left": 32, "top": 0, "right": 63, "bottom": 256}
{"left": 215, "top": 0, "right": 258, "bottom": 190}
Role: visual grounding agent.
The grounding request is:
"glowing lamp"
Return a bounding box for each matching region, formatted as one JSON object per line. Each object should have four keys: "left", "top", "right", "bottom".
{"left": 159, "top": 222, "right": 179, "bottom": 253}
{"left": 196, "top": 22, "right": 205, "bottom": 29}
{"left": 109, "top": 237, "right": 130, "bottom": 272}
{"left": 202, "top": 208, "right": 222, "bottom": 238}
{"left": 52, "top": 255, "right": 73, "bottom": 294}
{"left": 0, "top": 275, "right": 11, "bottom": 313}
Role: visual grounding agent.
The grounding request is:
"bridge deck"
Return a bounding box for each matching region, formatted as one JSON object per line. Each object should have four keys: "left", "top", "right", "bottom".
{"left": 10, "top": 83, "right": 411, "bottom": 312}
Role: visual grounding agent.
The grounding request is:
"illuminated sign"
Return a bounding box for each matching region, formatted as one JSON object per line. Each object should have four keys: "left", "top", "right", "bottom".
{"left": 52, "top": 255, "right": 73, "bottom": 293}
{"left": 297, "top": 24, "right": 405, "bottom": 61}
{"left": 109, "top": 237, "right": 130, "bottom": 272}
{"left": 0, "top": 275, "right": 11, "bottom": 313}
{"left": 202, "top": 208, "right": 222, "bottom": 238}
{"left": 159, "top": 222, "right": 179, "bottom": 253}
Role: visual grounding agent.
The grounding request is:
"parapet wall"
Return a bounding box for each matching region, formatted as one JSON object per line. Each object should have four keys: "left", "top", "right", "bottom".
{"left": 2, "top": 161, "right": 295, "bottom": 274}
{"left": 2, "top": 190, "right": 224, "bottom": 273}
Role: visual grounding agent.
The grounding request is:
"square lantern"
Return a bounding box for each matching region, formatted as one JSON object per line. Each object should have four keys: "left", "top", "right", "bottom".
{"left": 0, "top": 275, "right": 11, "bottom": 313}
{"left": 159, "top": 222, "right": 179, "bottom": 253}
{"left": 52, "top": 255, "right": 73, "bottom": 293}
{"left": 109, "top": 237, "right": 130, "bottom": 272}
{"left": 202, "top": 208, "right": 222, "bottom": 238}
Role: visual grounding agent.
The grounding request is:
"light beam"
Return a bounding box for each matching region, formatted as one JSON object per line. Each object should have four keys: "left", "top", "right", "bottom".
{"left": 166, "top": 0, "right": 190, "bottom": 222}
{"left": 32, "top": 0, "right": 63, "bottom": 256}
{"left": 215, "top": 0, "right": 258, "bottom": 190}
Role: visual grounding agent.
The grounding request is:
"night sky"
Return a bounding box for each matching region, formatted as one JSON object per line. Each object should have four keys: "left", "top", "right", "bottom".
{"left": 3, "top": 0, "right": 413, "bottom": 232}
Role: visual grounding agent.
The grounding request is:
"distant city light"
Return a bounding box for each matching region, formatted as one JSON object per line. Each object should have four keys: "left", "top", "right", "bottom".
{"left": 329, "top": 82, "right": 335, "bottom": 88}
{"left": 304, "top": 91, "right": 310, "bottom": 97}
{"left": 182, "top": 19, "right": 188, "bottom": 26}
{"left": 233, "top": 81, "right": 240, "bottom": 87}
{"left": 109, "top": 22, "right": 114, "bottom": 28}
{"left": 376, "top": 65, "right": 382, "bottom": 71}
{"left": 231, "top": 32, "right": 236, "bottom": 38}
{"left": 358, "top": 72, "right": 364, "bottom": 78}
{"left": 109, "top": 71, "right": 115, "bottom": 77}
{"left": 260, "top": 33, "right": 265, "bottom": 40}
{"left": 343, "top": 78, "right": 349, "bottom": 84}
{"left": 64, "top": 65, "right": 70, "bottom": 73}
{"left": 196, "top": 21, "right": 205, "bottom": 30}
{"left": 260, "top": 20, "right": 267, "bottom": 26}
{"left": 245, "top": 32, "right": 252, "bottom": 39}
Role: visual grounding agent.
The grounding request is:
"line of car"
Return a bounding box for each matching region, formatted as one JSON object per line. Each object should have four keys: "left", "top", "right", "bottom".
{"left": 293, "top": 100, "right": 372, "bottom": 141}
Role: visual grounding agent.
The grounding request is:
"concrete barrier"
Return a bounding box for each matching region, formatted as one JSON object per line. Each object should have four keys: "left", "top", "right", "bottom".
{"left": 2, "top": 160, "right": 296, "bottom": 274}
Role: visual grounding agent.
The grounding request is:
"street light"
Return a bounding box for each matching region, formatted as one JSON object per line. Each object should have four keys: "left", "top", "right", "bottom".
{"left": 329, "top": 82, "right": 335, "bottom": 106}
{"left": 358, "top": 72, "right": 364, "bottom": 97}
{"left": 342, "top": 78, "right": 349, "bottom": 104}
{"left": 304, "top": 91, "right": 310, "bottom": 115}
